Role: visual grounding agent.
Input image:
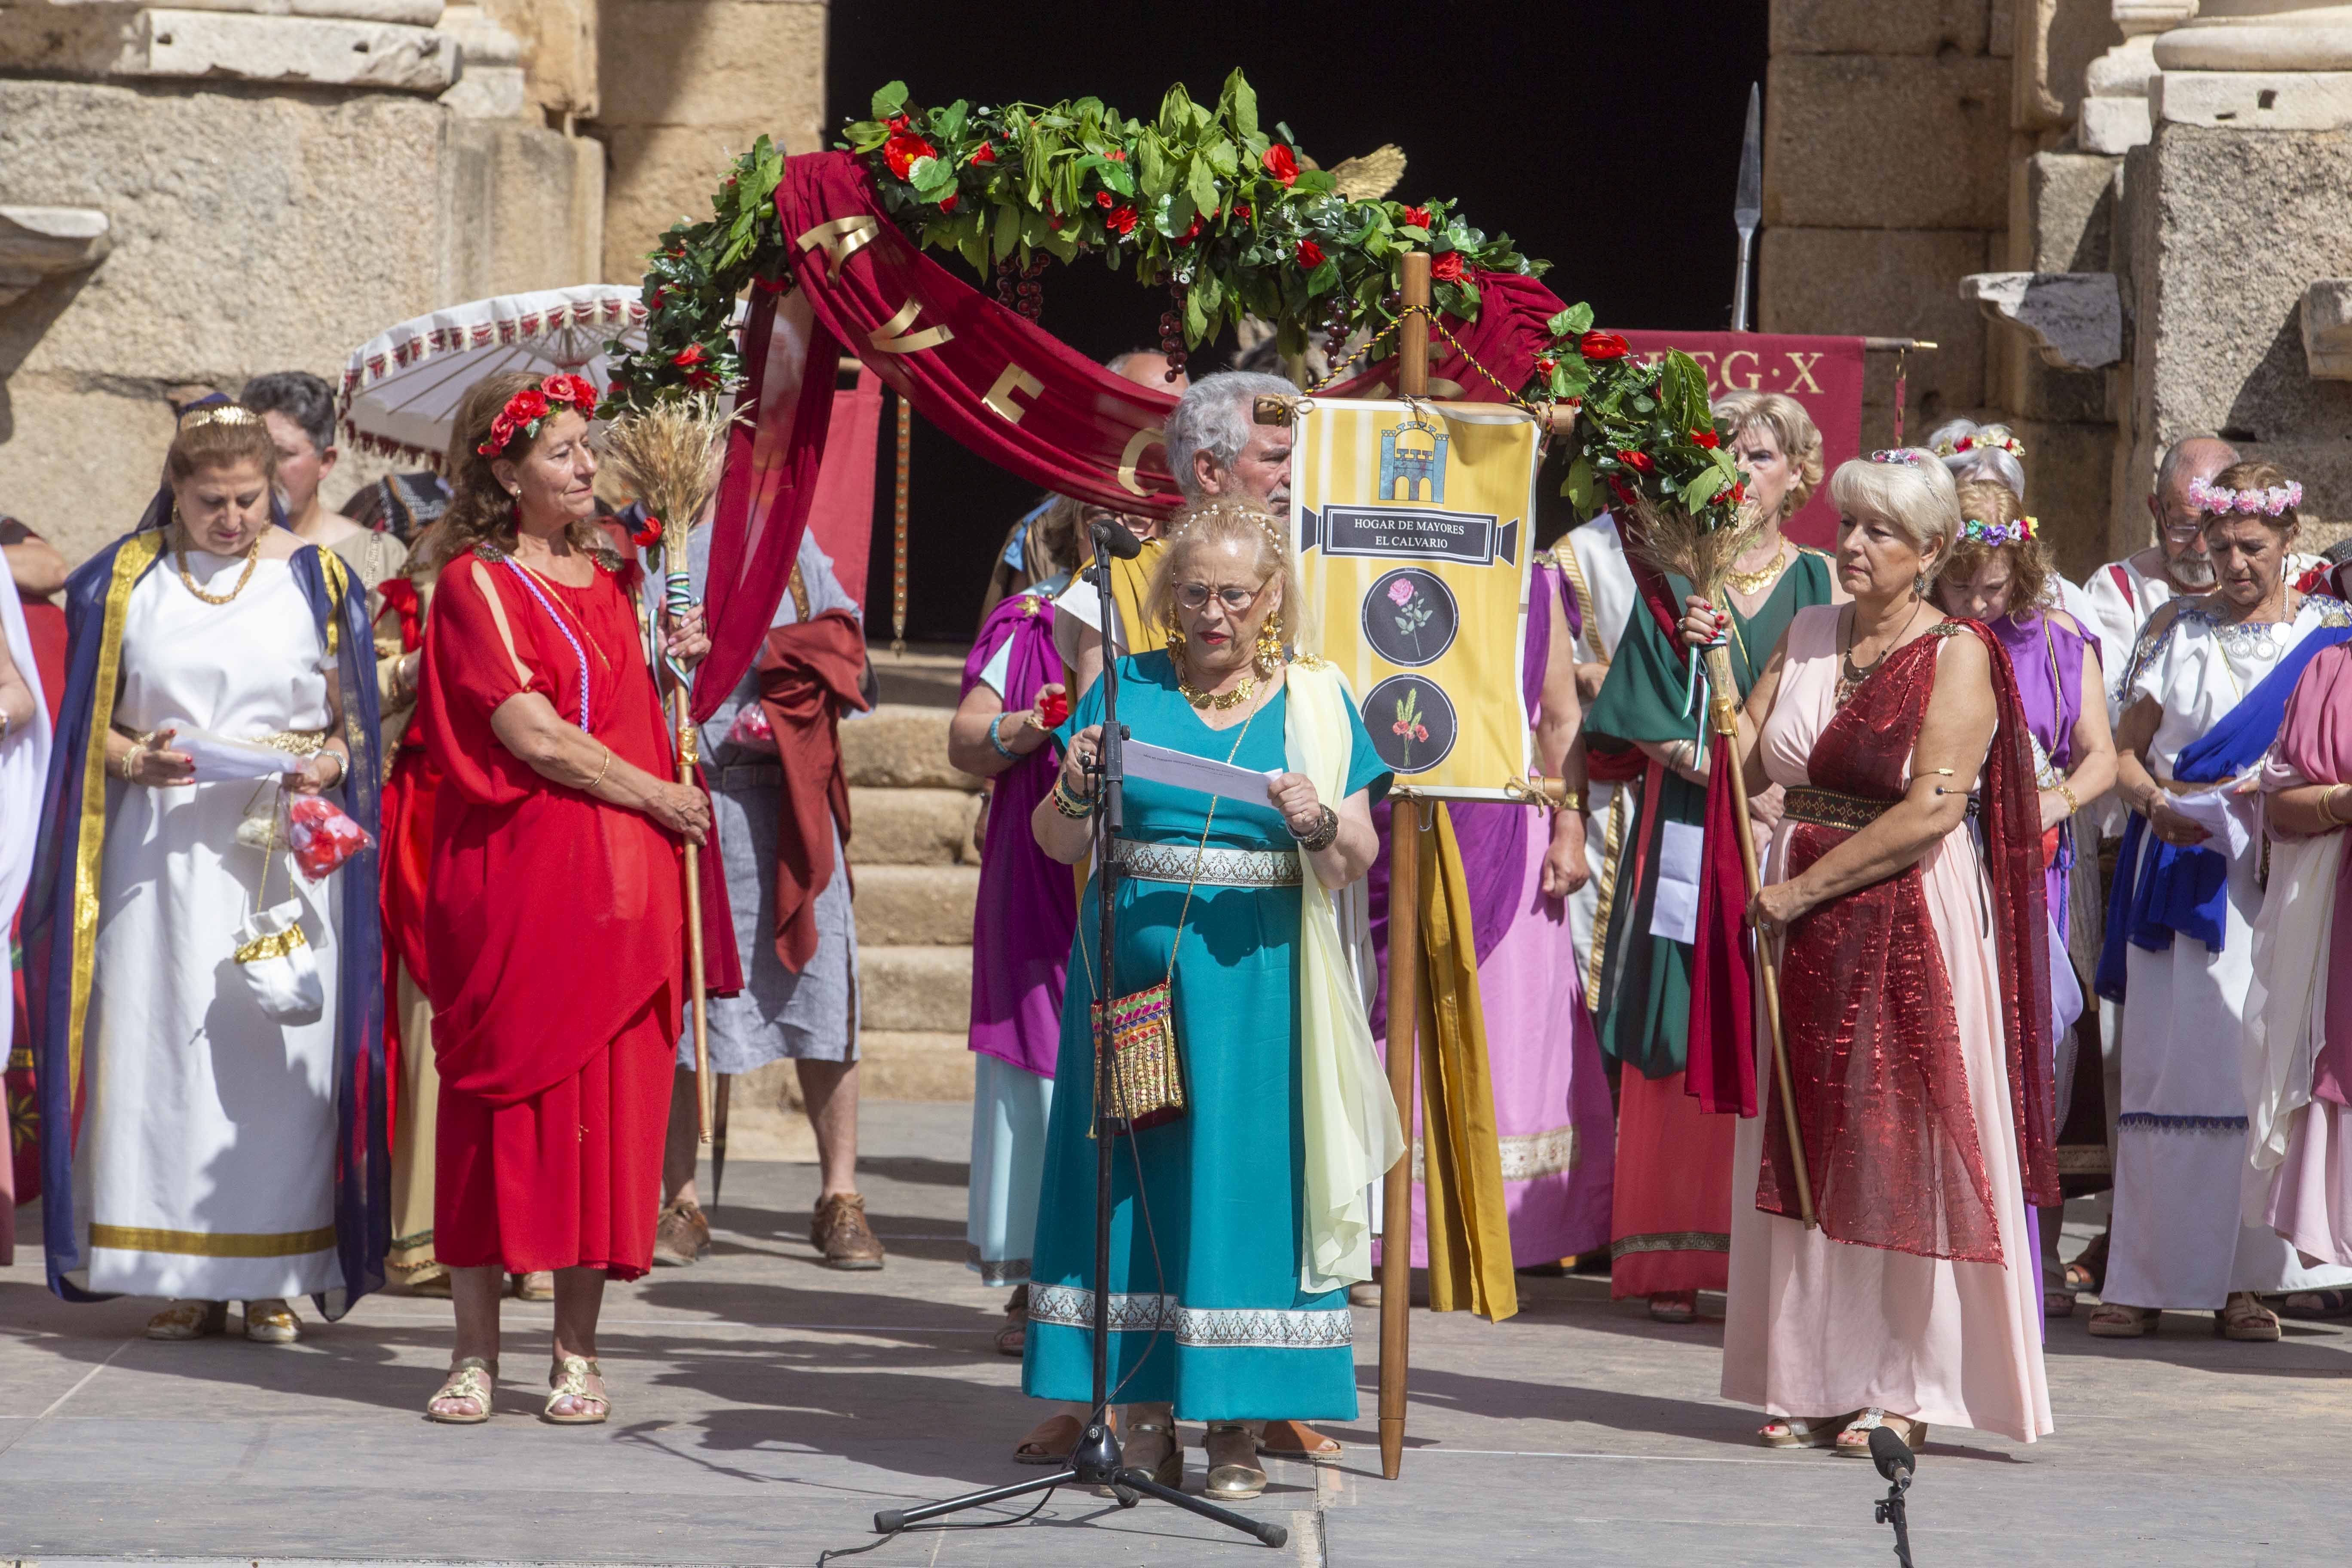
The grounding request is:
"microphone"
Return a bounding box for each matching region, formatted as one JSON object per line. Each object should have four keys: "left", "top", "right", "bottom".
{"left": 1868, "top": 1424, "right": 1914, "bottom": 1485}
{"left": 1091, "top": 516, "right": 1144, "bottom": 560}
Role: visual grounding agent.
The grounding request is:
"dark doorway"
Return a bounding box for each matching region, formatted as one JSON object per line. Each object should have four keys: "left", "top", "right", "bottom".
{"left": 827, "top": 3, "right": 1772, "bottom": 643}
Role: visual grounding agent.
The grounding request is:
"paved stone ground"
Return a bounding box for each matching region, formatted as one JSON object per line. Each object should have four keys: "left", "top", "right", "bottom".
{"left": 4, "top": 1102, "right": 2347, "bottom": 1567}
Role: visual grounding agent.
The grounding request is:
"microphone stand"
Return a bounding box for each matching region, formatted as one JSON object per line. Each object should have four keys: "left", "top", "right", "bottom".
{"left": 872, "top": 519, "right": 1285, "bottom": 1550}
{"left": 1870, "top": 1430, "right": 1916, "bottom": 1568}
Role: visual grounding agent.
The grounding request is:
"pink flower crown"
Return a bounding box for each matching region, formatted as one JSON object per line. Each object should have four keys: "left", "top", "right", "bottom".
{"left": 1936, "top": 431, "right": 2025, "bottom": 459}
{"left": 2187, "top": 473, "right": 2302, "bottom": 518}
{"left": 476, "top": 374, "right": 600, "bottom": 458}
{"left": 1961, "top": 514, "right": 2037, "bottom": 546}
{"left": 1869, "top": 449, "right": 1923, "bottom": 466}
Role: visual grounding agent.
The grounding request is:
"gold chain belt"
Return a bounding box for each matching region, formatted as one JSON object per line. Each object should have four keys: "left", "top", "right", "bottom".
{"left": 1783, "top": 786, "right": 1896, "bottom": 832}
{"left": 1108, "top": 837, "right": 1301, "bottom": 888}
{"left": 253, "top": 729, "right": 330, "bottom": 756}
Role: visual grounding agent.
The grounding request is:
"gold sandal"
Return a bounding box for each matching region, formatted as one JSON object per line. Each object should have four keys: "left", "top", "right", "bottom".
{"left": 145, "top": 1300, "right": 228, "bottom": 1341}
{"left": 426, "top": 1357, "right": 496, "bottom": 1424}
{"left": 1123, "top": 1418, "right": 1184, "bottom": 1489}
{"left": 542, "top": 1354, "right": 609, "bottom": 1425}
{"left": 1203, "top": 1422, "right": 1266, "bottom": 1499}
{"left": 243, "top": 1298, "right": 301, "bottom": 1344}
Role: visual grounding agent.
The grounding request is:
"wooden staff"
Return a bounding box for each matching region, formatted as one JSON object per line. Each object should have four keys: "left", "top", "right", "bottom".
{"left": 674, "top": 680, "right": 713, "bottom": 1143}
{"left": 1377, "top": 249, "right": 1434, "bottom": 1483}
{"left": 1701, "top": 643, "right": 1813, "bottom": 1228}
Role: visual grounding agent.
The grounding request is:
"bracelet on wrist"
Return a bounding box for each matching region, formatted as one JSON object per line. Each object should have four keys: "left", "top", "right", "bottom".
{"left": 986, "top": 713, "right": 1019, "bottom": 762}
{"left": 1292, "top": 804, "right": 1339, "bottom": 853}
{"left": 1050, "top": 775, "right": 1096, "bottom": 818}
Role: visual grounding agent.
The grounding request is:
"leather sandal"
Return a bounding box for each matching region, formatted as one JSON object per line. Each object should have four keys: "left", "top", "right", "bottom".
{"left": 1648, "top": 1290, "right": 1699, "bottom": 1324}
{"left": 145, "top": 1300, "right": 229, "bottom": 1341}
{"left": 1203, "top": 1422, "right": 1266, "bottom": 1499}
{"left": 2086, "top": 1302, "right": 2157, "bottom": 1338}
{"left": 2216, "top": 1292, "right": 2281, "bottom": 1341}
{"left": 1258, "top": 1418, "right": 1342, "bottom": 1458}
{"left": 425, "top": 1357, "right": 496, "bottom": 1424}
{"left": 1836, "top": 1409, "right": 1926, "bottom": 1457}
{"left": 542, "top": 1355, "right": 609, "bottom": 1424}
{"left": 995, "top": 1283, "right": 1028, "bottom": 1358}
{"left": 1013, "top": 1411, "right": 1083, "bottom": 1466}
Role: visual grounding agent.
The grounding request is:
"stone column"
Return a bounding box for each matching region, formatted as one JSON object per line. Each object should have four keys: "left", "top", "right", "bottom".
{"left": 2118, "top": 0, "right": 2352, "bottom": 552}
{"left": 2081, "top": 1, "right": 2199, "bottom": 153}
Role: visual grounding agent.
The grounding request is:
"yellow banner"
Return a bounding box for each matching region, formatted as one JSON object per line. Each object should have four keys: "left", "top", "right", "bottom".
{"left": 1289, "top": 398, "right": 1537, "bottom": 798}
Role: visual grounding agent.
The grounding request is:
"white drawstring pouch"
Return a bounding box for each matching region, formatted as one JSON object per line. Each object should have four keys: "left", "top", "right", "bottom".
{"left": 233, "top": 898, "right": 324, "bottom": 1020}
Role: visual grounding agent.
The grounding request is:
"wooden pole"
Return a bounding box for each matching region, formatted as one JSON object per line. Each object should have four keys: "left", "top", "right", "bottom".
{"left": 1377, "top": 249, "right": 1434, "bottom": 1484}
{"left": 675, "top": 686, "right": 712, "bottom": 1143}
{"left": 1378, "top": 795, "right": 1420, "bottom": 1483}
{"left": 1702, "top": 644, "right": 1812, "bottom": 1227}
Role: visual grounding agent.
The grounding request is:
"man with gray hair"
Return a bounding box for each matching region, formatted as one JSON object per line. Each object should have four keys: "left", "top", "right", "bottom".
{"left": 1059, "top": 369, "right": 1298, "bottom": 695}
{"left": 2082, "top": 436, "right": 2238, "bottom": 721}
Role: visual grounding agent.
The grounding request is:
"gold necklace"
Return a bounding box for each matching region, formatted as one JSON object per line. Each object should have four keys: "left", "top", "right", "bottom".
{"left": 1722, "top": 538, "right": 1788, "bottom": 597}
{"left": 173, "top": 525, "right": 263, "bottom": 605}
{"left": 1835, "top": 597, "right": 1925, "bottom": 707}
{"left": 1174, "top": 657, "right": 1256, "bottom": 711}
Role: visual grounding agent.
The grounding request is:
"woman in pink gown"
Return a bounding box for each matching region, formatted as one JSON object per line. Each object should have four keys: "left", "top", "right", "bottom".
{"left": 1688, "top": 450, "right": 2058, "bottom": 1455}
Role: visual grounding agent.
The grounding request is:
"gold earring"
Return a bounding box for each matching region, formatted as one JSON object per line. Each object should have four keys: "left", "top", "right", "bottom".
{"left": 1255, "top": 613, "right": 1284, "bottom": 675}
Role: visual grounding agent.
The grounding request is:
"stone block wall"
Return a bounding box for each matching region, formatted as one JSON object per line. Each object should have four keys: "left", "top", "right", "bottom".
{"left": 1761, "top": 1, "right": 2013, "bottom": 445}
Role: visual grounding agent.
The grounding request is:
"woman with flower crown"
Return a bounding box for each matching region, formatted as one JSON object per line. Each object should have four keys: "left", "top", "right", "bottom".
{"left": 1932, "top": 480, "right": 2117, "bottom": 1317}
{"left": 413, "top": 370, "right": 712, "bottom": 1424}
{"left": 2092, "top": 460, "right": 2352, "bottom": 1341}
{"left": 23, "top": 400, "right": 385, "bottom": 1343}
{"left": 1022, "top": 498, "right": 1396, "bottom": 1501}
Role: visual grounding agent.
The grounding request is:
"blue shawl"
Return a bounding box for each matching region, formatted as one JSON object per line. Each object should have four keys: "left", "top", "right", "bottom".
{"left": 2097, "top": 612, "right": 2352, "bottom": 1000}
{"left": 23, "top": 526, "right": 388, "bottom": 1315}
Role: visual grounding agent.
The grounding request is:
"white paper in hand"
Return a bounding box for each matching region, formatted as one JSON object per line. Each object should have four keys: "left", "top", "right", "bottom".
{"left": 1649, "top": 819, "right": 1704, "bottom": 946}
{"left": 166, "top": 722, "right": 303, "bottom": 783}
{"left": 2167, "top": 780, "right": 2256, "bottom": 863}
{"left": 1123, "top": 738, "right": 1283, "bottom": 807}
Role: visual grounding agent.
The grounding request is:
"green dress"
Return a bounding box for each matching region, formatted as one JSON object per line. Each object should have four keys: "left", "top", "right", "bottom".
{"left": 1021, "top": 652, "right": 1390, "bottom": 1419}
{"left": 1583, "top": 552, "right": 1833, "bottom": 1079}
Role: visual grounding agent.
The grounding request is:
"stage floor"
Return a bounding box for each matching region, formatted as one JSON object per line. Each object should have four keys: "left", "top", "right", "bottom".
{"left": 3, "top": 1103, "right": 2345, "bottom": 1566}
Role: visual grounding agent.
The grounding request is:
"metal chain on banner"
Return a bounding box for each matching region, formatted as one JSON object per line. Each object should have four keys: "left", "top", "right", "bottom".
{"left": 1305, "top": 306, "right": 1548, "bottom": 417}
{"left": 892, "top": 393, "right": 911, "bottom": 654}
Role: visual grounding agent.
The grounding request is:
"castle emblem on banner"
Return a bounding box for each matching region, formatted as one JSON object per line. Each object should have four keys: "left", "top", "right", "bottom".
{"left": 1379, "top": 415, "right": 1448, "bottom": 504}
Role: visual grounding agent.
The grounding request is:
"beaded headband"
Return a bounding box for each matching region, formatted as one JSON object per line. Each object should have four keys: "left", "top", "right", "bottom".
{"left": 1936, "top": 431, "right": 2025, "bottom": 460}
{"left": 2188, "top": 473, "right": 2302, "bottom": 518}
{"left": 1868, "top": 449, "right": 1923, "bottom": 466}
{"left": 476, "top": 374, "right": 600, "bottom": 458}
{"left": 1960, "top": 514, "right": 2037, "bottom": 546}
{"left": 1171, "top": 499, "right": 1287, "bottom": 557}
{"left": 179, "top": 404, "right": 262, "bottom": 432}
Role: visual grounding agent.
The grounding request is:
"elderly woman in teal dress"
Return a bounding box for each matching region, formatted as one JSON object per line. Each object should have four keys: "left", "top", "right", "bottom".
{"left": 1023, "top": 499, "right": 1398, "bottom": 1502}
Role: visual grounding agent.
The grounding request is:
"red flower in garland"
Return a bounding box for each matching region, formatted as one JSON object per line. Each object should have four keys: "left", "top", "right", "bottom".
{"left": 508, "top": 388, "right": 551, "bottom": 423}
{"left": 1173, "top": 213, "right": 1204, "bottom": 245}
{"left": 1296, "top": 238, "right": 1326, "bottom": 269}
{"left": 938, "top": 193, "right": 959, "bottom": 212}
{"left": 672, "top": 344, "right": 708, "bottom": 370}
{"left": 1262, "top": 144, "right": 1299, "bottom": 185}
{"left": 1108, "top": 148, "right": 1127, "bottom": 162}
{"left": 886, "top": 113, "right": 910, "bottom": 132}
{"left": 1429, "top": 251, "right": 1464, "bottom": 284}
{"left": 1105, "top": 204, "right": 1139, "bottom": 236}
{"left": 969, "top": 140, "right": 997, "bottom": 165}
{"left": 1233, "top": 202, "right": 1253, "bottom": 223}
{"left": 1729, "top": 481, "right": 1747, "bottom": 506}
{"left": 1691, "top": 427, "right": 1720, "bottom": 448}
{"left": 1617, "top": 448, "right": 1656, "bottom": 474}
{"left": 632, "top": 512, "right": 664, "bottom": 549}
{"left": 1579, "top": 331, "right": 1631, "bottom": 360}
{"left": 1400, "top": 205, "right": 1432, "bottom": 230}
{"left": 1533, "top": 355, "right": 1558, "bottom": 377}
{"left": 883, "top": 129, "right": 937, "bottom": 180}
{"left": 1096, "top": 190, "right": 1114, "bottom": 208}
{"left": 672, "top": 343, "right": 717, "bottom": 389}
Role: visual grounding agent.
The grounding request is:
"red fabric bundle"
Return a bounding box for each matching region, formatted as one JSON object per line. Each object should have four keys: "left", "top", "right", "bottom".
{"left": 754, "top": 611, "right": 870, "bottom": 974}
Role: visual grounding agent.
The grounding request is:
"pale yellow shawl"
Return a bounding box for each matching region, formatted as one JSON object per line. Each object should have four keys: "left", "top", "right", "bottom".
{"left": 1285, "top": 659, "right": 1406, "bottom": 1290}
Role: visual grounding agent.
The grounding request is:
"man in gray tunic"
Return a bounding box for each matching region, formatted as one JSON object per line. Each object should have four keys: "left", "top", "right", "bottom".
{"left": 652, "top": 524, "right": 882, "bottom": 1270}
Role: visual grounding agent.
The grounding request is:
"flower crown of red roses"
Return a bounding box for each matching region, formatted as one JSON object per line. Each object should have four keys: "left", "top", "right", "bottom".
{"left": 476, "top": 374, "right": 600, "bottom": 459}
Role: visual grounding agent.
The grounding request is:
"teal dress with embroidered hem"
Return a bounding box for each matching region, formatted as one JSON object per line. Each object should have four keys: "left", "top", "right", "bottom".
{"left": 1021, "top": 650, "right": 1391, "bottom": 1420}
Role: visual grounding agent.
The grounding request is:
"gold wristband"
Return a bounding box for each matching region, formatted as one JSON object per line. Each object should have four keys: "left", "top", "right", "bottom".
{"left": 588, "top": 744, "right": 614, "bottom": 790}
{"left": 120, "top": 743, "right": 145, "bottom": 781}
{"left": 2322, "top": 783, "right": 2349, "bottom": 828}
{"left": 1557, "top": 788, "right": 1586, "bottom": 814}
{"left": 2055, "top": 781, "right": 2079, "bottom": 818}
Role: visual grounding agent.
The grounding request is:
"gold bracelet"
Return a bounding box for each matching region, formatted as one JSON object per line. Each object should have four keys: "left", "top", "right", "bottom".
{"left": 120, "top": 742, "right": 146, "bottom": 782}
{"left": 1557, "top": 787, "right": 1586, "bottom": 814}
{"left": 2056, "top": 780, "right": 2079, "bottom": 818}
{"left": 588, "top": 744, "right": 614, "bottom": 790}
{"left": 2322, "top": 783, "right": 2349, "bottom": 829}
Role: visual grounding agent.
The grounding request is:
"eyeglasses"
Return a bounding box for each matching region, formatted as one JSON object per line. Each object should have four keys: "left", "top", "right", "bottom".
{"left": 1175, "top": 579, "right": 1269, "bottom": 612}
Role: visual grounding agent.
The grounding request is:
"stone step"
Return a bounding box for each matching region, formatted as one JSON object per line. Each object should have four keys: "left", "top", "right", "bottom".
{"left": 721, "top": 1033, "right": 973, "bottom": 1157}
{"left": 849, "top": 787, "right": 978, "bottom": 867}
{"left": 843, "top": 703, "right": 978, "bottom": 791}
{"left": 855, "top": 1031, "right": 975, "bottom": 1101}
{"left": 860, "top": 943, "right": 974, "bottom": 1033}
{"left": 853, "top": 863, "right": 980, "bottom": 946}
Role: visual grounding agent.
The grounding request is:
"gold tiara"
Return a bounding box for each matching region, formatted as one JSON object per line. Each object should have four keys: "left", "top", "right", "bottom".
{"left": 1173, "top": 499, "right": 1286, "bottom": 554}
{"left": 179, "top": 404, "right": 262, "bottom": 432}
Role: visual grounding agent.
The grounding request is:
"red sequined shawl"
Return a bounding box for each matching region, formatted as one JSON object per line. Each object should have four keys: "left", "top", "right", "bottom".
{"left": 1758, "top": 619, "right": 2059, "bottom": 1261}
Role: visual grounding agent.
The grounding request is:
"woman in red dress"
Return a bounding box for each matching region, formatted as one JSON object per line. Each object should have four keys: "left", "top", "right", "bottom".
{"left": 415, "top": 371, "right": 710, "bottom": 1424}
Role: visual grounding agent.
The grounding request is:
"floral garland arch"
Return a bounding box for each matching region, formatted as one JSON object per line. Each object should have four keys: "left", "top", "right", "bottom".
{"left": 605, "top": 69, "right": 1744, "bottom": 534}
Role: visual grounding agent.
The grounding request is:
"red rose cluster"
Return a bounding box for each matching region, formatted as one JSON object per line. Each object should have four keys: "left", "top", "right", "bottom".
{"left": 476, "top": 372, "right": 600, "bottom": 458}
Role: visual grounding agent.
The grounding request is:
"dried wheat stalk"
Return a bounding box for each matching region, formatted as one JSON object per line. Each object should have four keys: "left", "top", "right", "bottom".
{"left": 600, "top": 392, "right": 741, "bottom": 555}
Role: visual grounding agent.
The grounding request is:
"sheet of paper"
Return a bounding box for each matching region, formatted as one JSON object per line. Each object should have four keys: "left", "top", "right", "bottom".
{"left": 1649, "top": 818, "right": 1704, "bottom": 946}
{"left": 1121, "top": 738, "right": 1282, "bottom": 808}
{"left": 165, "top": 722, "right": 302, "bottom": 784}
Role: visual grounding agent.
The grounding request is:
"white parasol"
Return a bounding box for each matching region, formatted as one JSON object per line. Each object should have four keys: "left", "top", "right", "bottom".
{"left": 336, "top": 285, "right": 649, "bottom": 470}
